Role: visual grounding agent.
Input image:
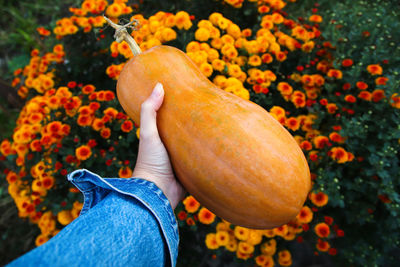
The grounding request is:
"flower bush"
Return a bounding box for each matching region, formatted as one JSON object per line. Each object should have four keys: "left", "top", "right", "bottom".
{"left": 2, "top": 0, "right": 399, "bottom": 266}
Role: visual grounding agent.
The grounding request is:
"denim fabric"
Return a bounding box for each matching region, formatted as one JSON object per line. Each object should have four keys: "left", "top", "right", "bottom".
{"left": 7, "top": 169, "right": 179, "bottom": 267}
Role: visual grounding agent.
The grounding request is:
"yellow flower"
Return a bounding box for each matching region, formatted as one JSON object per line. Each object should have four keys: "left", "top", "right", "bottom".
{"left": 216, "top": 230, "right": 230, "bottom": 246}
{"left": 106, "top": 3, "right": 122, "bottom": 17}
{"left": 57, "top": 210, "right": 74, "bottom": 225}
{"left": 161, "top": 28, "right": 177, "bottom": 42}
{"left": 205, "top": 233, "right": 219, "bottom": 249}
{"left": 260, "top": 239, "right": 277, "bottom": 255}
{"left": 175, "top": 11, "right": 192, "bottom": 30}
{"left": 35, "top": 234, "right": 49, "bottom": 247}
{"left": 186, "top": 41, "right": 201, "bottom": 52}
{"left": 234, "top": 226, "right": 249, "bottom": 241}
{"left": 248, "top": 55, "right": 262, "bottom": 66}
{"left": 200, "top": 62, "right": 213, "bottom": 77}
{"left": 238, "top": 241, "right": 255, "bottom": 254}
{"left": 195, "top": 27, "right": 211, "bottom": 42}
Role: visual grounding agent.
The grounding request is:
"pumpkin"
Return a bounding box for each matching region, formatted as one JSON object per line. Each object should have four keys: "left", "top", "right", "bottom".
{"left": 107, "top": 18, "right": 311, "bottom": 229}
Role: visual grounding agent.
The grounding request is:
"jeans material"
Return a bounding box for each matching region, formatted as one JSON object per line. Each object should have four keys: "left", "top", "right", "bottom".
{"left": 7, "top": 169, "right": 179, "bottom": 267}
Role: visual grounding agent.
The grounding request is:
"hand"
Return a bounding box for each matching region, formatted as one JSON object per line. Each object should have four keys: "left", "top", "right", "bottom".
{"left": 132, "top": 83, "right": 186, "bottom": 209}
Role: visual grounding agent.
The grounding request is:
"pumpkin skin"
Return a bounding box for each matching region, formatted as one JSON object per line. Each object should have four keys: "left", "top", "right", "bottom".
{"left": 117, "top": 45, "right": 311, "bottom": 229}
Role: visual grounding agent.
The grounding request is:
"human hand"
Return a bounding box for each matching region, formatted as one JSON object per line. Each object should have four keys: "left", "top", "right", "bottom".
{"left": 132, "top": 83, "right": 186, "bottom": 209}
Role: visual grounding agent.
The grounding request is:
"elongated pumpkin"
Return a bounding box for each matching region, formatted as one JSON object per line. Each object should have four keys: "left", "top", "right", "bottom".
{"left": 108, "top": 18, "right": 311, "bottom": 229}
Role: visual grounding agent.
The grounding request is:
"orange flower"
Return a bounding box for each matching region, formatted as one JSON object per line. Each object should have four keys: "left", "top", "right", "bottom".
{"left": 82, "top": 84, "right": 95, "bottom": 94}
{"left": 358, "top": 91, "right": 372, "bottom": 101}
{"left": 330, "top": 147, "right": 348, "bottom": 163}
{"left": 278, "top": 250, "right": 292, "bottom": 266}
{"left": 35, "top": 234, "right": 49, "bottom": 247}
{"left": 344, "top": 94, "right": 356, "bottom": 103}
{"left": 285, "top": 117, "right": 300, "bottom": 131}
{"left": 215, "top": 230, "right": 229, "bottom": 246}
{"left": 314, "top": 223, "right": 330, "bottom": 238}
{"left": 371, "top": 89, "right": 385, "bottom": 102}
{"left": 42, "top": 176, "right": 55, "bottom": 189}
{"left": 47, "top": 121, "right": 62, "bottom": 134}
{"left": 198, "top": 207, "right": 216, "bottom": 224}
{"left": 326, "top": 103, "right": 338, "bottom": 114}
{"left": 183, "top": 195, "right": 200, "bottom": 213}
{"left": 277, "top": 82, "right": 293, "bottom": 96}
{"left": 329, "top": 132, "right": 344, "bottom": 143}
{"left": 296, "top": 206, "right": 313, "bottom": 224}
{"left": 375, "top": 77, "right": 388, "bottom": 85}
{"left": 100, "top": 127, "right": 111, "bottom": 139}
{"left": 316, "top": 239, "right": 330, "bottom": 252}
{"left": 310, "top": 192, "right": 329, "bottom": 207}
{"left": 309, "top": 15, "right": 322, "bottom": 23}
{"left": 118, "top": 166, "right": 133, "bottom": 178}
{"left": 92, "top": 118, "right": 105, "bottom": 131}
{"left": 75, "top": 145, "right": 92, "bottom": 161}
{"left": 300, "top": 140, "right": 312, "bottom": 151}
{"left": 77, "top": 115, "right": 93, "bottom": 127}
{"left": 367, "top": 64, "right": 383, "bottom": 75}
{"left": 121, "top": 120, "right": 134, "bottom": 133}
{"left": 313, "top": 136, "right": 329, "bottom": 149}
{"left": 327, "top": 69, "right": 342, "bottom": 79}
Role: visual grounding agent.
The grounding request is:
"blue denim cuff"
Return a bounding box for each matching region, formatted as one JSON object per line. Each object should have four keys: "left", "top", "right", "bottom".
{"left": 68, "top": 169, "right": 179, "bottom": 267}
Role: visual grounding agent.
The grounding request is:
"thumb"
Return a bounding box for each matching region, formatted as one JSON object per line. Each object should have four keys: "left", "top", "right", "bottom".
{"left": 139, "top": 83, "right": 164, "bottom": 139}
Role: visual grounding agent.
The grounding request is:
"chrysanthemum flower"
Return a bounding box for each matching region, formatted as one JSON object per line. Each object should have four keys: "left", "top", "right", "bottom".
{"left": 198, "top": 207, "right": 216, "bottom": 224}
{"left": 314, "top": 223, "right": 330, "bottom": 238}
{"left": 183, "top": 195, "right": 200, "bottom": 213}
{"left": 75, "top": 145, "right": 92, "bottom": 161}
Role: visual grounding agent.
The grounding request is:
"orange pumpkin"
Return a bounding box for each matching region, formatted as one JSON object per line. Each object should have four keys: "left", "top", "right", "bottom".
{"left": 109, "top": 19, "right": 311, "bottom": 229}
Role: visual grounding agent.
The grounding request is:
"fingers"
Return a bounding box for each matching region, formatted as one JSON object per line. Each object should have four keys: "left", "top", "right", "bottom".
{"left": 139, "top": 83, "right": 165, "bottom": 140}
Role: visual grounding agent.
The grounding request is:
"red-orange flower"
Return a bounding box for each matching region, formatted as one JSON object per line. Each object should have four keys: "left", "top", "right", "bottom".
{"left": 358, "top": 91, "right": 372, "bottom": 101}
{"left": 314, "top": 223, "right": 330, "bottom": 238}
{"left": 285, "top": 117, "right": 300, "bottom": 131}
{"left": 75, "top": 145, "right": 92, "bottom": 161}
{"left": 198, "top": 207, "right": 216, "bottom": 224}
{"left": 326, "top": 103, "right": 338, "bottom": 114}
{"left": 316, "top": 239, "right": 330, "bottom": 252}
{"left": 329, "top": 132, "right": 344, "bottom": 143}
{"left": 371, "top": 89, "right": 385, "bottom": 102}
{"left": 313, "top": 136, "right": 329, "bottom": 149}
{"left": 344, "top": 94, "right": 356, "bottom": 103}
{"left": 121, "top": 120, "right": 134, "bottom": 133}
{"left": 330, "top": 147, "right": 348, "bottom": 163}
{"left": 327, "top": 69, "right": 342, "bottom": 79}
{"left": 82, "top": 84, "right": 95, "bottom": 94}
{"left": 356, "top": 81, "right": 368, "bottom": 90}
{"left": 118, "top": 166, "right": 132, "bottom": 178}
{"left": 375, "top": 77, "right": 388, "bottom": 85}
{"left": 341, "top": 59, "right": 353, "bottom": 67}
{"left": 310, "top": 192, "right": 328, "bottom": 207}
{"left": 300, "top": 140, "right": 312, "bottom": 151}
{"left": 100, "top": 128, "right": 111, "bottom": 139}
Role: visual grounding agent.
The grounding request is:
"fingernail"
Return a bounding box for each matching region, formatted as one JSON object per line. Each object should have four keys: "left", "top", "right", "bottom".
{"left": 151, "top": 83, "right": 163, "bottom": 98}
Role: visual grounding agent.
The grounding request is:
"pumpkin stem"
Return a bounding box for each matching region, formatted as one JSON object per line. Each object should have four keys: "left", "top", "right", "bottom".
{"left": 103, "top": 16, "right": 142, "bottom": 56}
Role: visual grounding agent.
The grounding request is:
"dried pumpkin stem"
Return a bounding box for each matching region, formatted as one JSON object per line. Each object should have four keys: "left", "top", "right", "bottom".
{"left": 103, "top": 16, "right": 142, "bottom": 56}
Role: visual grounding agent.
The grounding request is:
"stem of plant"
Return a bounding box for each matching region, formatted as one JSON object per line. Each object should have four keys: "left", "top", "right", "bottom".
{"left": 103, "top": 16, "right": 142, "bottom": 56}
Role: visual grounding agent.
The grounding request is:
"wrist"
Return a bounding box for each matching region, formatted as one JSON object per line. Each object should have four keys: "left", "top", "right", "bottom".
{"left": 132, "top": 171, "right": 180, "bottom": 209}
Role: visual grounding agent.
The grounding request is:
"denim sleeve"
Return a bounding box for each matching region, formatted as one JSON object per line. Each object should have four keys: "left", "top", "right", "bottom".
{"left": 7, "top": 169, "right": 179, "bottom": 267}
